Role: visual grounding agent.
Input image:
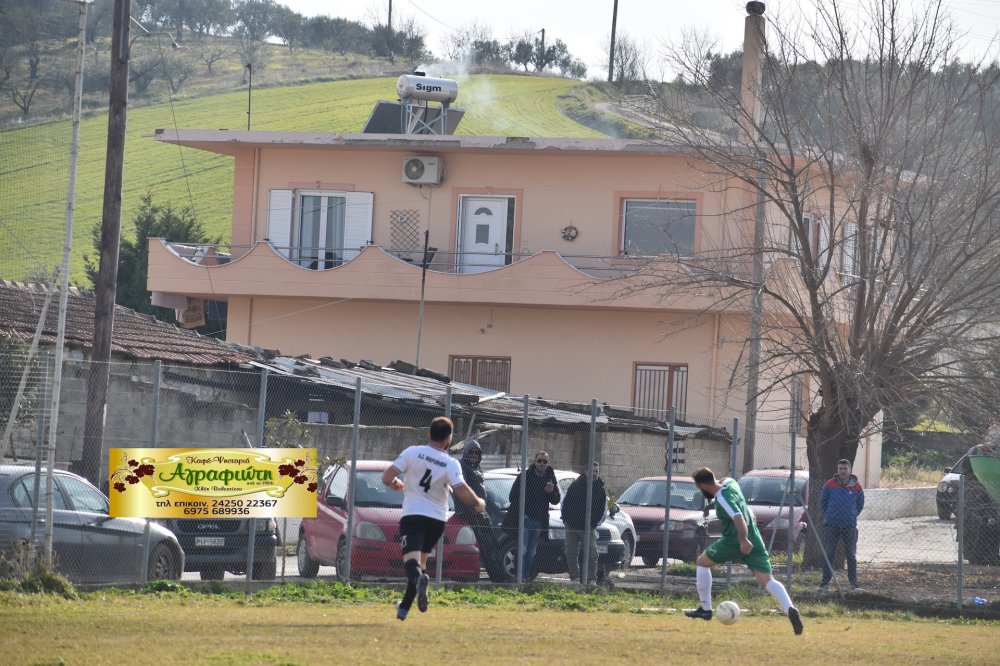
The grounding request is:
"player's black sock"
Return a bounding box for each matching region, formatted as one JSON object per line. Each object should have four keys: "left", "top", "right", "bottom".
{"left": 400, "top": 559, "right": 422, "bottom": 610}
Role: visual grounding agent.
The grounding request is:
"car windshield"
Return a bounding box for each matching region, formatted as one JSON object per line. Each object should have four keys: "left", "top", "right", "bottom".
{"left": 484, "top": 476, "right": 515, "bottom": 511}
{"left": 738, "top": 475, "right": 806, "bottom": 506}
{"left": 352, "top": 470, "right": 456, "bottom": 509}
{"left": 617, "top": 479, "right": 703, "bottom": 510}
{"left": 353, "top": 471, "right": 403, "bottom": 508}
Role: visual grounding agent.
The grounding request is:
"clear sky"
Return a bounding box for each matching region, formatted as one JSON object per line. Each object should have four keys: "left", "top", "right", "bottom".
{"left": 279, "top": 0, "right": 999, "bottom": 79}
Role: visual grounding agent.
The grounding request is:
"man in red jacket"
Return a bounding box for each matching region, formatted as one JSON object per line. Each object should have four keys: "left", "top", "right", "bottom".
{"left": 819, "top": 459, "right": 865, "bottom": 591}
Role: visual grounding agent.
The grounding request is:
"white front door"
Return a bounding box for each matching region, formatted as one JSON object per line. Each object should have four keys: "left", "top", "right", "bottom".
{"left": 459, "top": 197, "right": 509, "bottom": 274}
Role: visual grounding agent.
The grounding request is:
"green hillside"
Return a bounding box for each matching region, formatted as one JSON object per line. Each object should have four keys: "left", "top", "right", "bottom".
{"left": 0, "top": 74, "right": 605, "bottom": 284}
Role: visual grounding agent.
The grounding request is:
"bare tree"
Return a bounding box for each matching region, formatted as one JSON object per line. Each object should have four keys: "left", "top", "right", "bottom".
{"left": 632, "top": 0, "right": 1000, "bottom": 558}
{"left": 439, "top": 21, "right": 494, "bottom": 62}
{"left": 195, "top": 36, "right": 233, "bottom": 73}
{"left": 608, "top": 32, "right": 647, "bottom": 92}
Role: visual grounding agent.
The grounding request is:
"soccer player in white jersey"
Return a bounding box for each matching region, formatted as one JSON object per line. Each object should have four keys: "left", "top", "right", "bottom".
{"left": 685, "top": 467, "right": 803, "bottom": 635}
{"left": 382, "top": 416, "right": 485, "bottom": 620}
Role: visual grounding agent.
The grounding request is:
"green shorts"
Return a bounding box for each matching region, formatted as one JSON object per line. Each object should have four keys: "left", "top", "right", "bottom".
{"left": 704, "top": 536, "right": 772, "bottom": 573}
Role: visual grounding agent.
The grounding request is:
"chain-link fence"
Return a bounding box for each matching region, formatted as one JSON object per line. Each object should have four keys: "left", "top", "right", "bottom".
{"left": 1, "top": 349, "right": 997, "bottom": 614}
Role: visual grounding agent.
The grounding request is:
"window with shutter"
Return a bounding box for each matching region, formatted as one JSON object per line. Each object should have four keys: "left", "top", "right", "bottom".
{"left": 449, "top": 356, "right": 511, "bottom": 392}
{"left": 265, "top": 189, "right": 373, "bottom": 269}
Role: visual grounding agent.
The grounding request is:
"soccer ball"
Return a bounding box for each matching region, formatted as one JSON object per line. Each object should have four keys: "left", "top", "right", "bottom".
{"left": 715, "top": 600, "right": 740, "bottom": 625}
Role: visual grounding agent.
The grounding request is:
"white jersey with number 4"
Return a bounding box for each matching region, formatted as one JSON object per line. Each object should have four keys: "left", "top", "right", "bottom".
{"left": 391, "top": 444, "right": 467, "bottom": 521}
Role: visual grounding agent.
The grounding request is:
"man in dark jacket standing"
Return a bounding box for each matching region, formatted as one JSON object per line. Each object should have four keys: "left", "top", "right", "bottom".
{"left": 561, "top": 462, "right": 607, "bottom": 583}
{"left": 501, "top": 450, "right": 560, "bottom": 579}
{"left": 819, "top": 459, "right": 865, "bottom": 591}
{"left": 456, "top": 440, "right": 503, "bottom": 581}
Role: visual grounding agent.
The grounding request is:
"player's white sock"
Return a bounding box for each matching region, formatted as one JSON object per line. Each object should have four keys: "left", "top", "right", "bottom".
{"left": 765, "top": 579, "right": 793, "bottom": 613}
{"left": 696, "top": 566, "right": 713, "bottom": 611}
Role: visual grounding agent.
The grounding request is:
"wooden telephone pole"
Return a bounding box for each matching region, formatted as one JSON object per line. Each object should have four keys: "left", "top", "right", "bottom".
{"left": 81, "top": 0, "right": 130, "bottom": 486}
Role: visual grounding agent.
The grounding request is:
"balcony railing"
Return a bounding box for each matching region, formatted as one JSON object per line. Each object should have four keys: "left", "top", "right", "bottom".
{"left": 162, "top": 241, "right": 659, "bottom": 280}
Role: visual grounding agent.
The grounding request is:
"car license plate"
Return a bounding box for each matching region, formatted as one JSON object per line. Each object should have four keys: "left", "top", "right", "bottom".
{"left": 195, "top": 536, "right": 225, "bottom": 547}
{"left": 597, "top": 545, "right": 608, "bottom": 554}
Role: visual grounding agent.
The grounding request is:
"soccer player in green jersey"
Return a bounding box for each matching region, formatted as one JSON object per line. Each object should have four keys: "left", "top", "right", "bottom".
{"left": 684, "top": 467, "right": 803, "bottom": 635}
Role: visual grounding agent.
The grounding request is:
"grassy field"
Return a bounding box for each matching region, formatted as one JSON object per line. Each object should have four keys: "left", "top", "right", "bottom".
{"left": 0, "top": 71, "right": 601, "bottom": 285}
{"left": 2, "top": 583, "right": 998, "bottom": 665}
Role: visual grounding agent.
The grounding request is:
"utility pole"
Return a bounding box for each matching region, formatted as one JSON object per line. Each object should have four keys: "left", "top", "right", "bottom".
{"left": 538, "top": 28, "right": 545, "bottom": 71}
{"left": 741, "top": 1, "right": 766, "bottom": 473}
{"left": 82, "top": 0, "right": 130, "bottom": 486}
{"left": 608, "top": 0, "right": 619, "bottom": 84}
{"left": 246, "top": 62, "right": 252, "bottom": 130}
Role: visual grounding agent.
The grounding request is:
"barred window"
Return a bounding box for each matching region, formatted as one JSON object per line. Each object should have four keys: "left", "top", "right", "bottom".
{"left": 633, "top": 363, "right": 688, "bottom": 421}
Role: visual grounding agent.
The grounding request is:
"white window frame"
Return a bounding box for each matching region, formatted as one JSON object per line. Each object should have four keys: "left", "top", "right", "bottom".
{"left": 621, "top": 199, "right": 697, "bottom": 258}
{"left": 266, "top": 189, "right": 373, "bottom": 268}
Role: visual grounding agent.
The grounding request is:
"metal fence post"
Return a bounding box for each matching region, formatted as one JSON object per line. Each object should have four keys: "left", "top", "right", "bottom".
{"left": 436, "top": 387, "right": 452, "bottom": 584}
{"left": 516, "top": 395, "right": 529, "bottom": 583}
{"left": 787, "top": 429, "right": 796, "bottom": 588}
{"left": 582, "top": 399, "right": 597, "bottom": 587}
{"left": 345, "top": 377, "right": 362, "bottom": 583}
{"left": 661, "top": 408, "right": 675, "bottom": 593}
{"left": 29, "top": 352, "right": 50, "bottom": 546}
{"left": 149, "top": 359, "right": 161, "bottom": 446}
{"left": 246, "top": 367, "right": 268, "bottom": 587}
{"left": 727, "top": 418, "right": 739, "bottom": 589}
{"left": 957, "top": 474, "right": 965, "bottom": 610}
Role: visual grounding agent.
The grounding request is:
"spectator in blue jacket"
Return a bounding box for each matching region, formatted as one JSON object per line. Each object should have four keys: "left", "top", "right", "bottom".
{"left": 819, "top": 459, "right": 865, "bottom": 591}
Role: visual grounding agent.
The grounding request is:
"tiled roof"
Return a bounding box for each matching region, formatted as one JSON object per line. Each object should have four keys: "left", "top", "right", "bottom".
{"left": 0, "top": 281, "right": 259, "bottom": 366}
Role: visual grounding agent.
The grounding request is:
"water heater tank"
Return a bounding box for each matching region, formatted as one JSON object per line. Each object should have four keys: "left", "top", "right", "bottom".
{"left": 396, "top": 75, "right": 459, "bottom": 104}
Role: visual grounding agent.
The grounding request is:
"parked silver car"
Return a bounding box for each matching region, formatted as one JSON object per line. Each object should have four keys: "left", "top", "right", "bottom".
{"left": 0, "top": 465, "right": 183, "bottom": 585}
{"left": 485, "top": 468, "right": 637, "bottom": 579}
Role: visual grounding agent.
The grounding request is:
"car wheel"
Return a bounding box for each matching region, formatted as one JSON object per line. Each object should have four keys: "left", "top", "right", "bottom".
{"left": 147, "top": 542, "right": 180, "bottom": 581}
{"left": 334, "top": 538, "right": 355, "bottom": 583}
{"left": 297, "top": 533, "right": 320, "bottom": 578}
{"left": 937, "top": 502, "right": 953, "bottom": 520}
{"left": 500, "top": 542, "right": 518, "bottom": 582}
{"left": 620, "top": 533, "right": 635, "bottom": 569}
{"left": 251, "top": 559, "right": 276, "bottom": 580}
{"left": 199, "top": 566, "right": 225, "bottom": 581}
{"left": 641, "top": 554, "right": 660, "bottom": 567}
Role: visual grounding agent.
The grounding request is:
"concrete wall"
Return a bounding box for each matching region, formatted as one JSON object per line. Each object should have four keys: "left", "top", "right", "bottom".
{"left": 858, "top": 487, "right": 937, "bottom": 521}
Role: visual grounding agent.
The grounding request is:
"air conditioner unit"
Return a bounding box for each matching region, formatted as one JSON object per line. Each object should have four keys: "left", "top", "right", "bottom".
{"left": 402, "top": 156, "right": 442, "bottom": 185}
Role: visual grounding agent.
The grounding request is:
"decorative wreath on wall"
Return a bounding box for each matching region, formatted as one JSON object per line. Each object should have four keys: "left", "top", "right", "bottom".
{"left": 560, "top": 225, "right": 579, "bottom": 241}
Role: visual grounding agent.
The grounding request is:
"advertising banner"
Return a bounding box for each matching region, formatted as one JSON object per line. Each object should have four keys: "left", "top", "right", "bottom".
{"left": 109, "top": 448, "right": 318, "bottom": 518}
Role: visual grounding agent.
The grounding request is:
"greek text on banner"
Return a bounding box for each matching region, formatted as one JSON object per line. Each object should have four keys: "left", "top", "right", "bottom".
{"left": 108, "top": 448, "right": 318, "bottom": 519}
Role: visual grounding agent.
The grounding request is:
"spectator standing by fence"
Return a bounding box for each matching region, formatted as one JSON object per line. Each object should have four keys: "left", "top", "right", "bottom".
{"left": 455, "top": 439, "right": 504, "bottom": 581}
{"left": 501, "top": 450, "right": 560, "bottom": 579}
{"left": 561, "top": 462, "right": 607, "bottom": 583}
{"left": 819, "top": 458, "right": 865, "bottom": 592}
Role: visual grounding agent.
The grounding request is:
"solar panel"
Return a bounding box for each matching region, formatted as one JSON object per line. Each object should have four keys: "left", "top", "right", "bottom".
{"left": 362, "top": 100, "right": 465, "bottom": 135}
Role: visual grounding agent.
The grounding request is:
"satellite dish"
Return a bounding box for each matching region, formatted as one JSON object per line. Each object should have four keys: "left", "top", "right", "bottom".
{"left": 404, "top": 158, "right": 426, "bottom": 180}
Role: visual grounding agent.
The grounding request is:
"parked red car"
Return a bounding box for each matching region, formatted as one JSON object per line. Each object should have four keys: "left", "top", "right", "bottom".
{"left": 616, "top": 476, "right": 721, "bottom": 565}
{"left": 737, "top": 469, "right": 809, "bottom": 553}
{"left": 295, "top": 460, "right": 481, "bottom": 582}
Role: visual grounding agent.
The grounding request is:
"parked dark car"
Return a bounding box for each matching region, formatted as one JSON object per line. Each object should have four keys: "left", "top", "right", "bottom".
{"left": 296, "top": 460, "right": 481, "bottom": 583}
{"left": 0, "top": 465, "right": 183, "bottom": 584}
{"left": 483, "top": 468, "right": 631, "bottom": 582}
{"left": 617, "top": 476, "right": 720, "bottom": 565}
{"left": 737, "top": 469, "right": 809, "bottom": 553}
{"left": 937, "top": 453, "right": 970, "bottom": 520}
{"left": 162, "top": 515, "right": 280, "bottom": 580}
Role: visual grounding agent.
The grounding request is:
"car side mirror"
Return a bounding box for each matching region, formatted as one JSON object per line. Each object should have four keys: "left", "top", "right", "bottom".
{"left": 328, "top": 495, "right": 346, "bottom": 509}
{"left": 610, "top": 502, "right": 620, "bottom": 517}
{"left": 944, "top": 467, "right": 952, "bottom": 474}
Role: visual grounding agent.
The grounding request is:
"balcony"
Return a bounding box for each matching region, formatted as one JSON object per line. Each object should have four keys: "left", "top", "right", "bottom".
{"left": 146, "top": 238, "right": 731, "bottom": 312}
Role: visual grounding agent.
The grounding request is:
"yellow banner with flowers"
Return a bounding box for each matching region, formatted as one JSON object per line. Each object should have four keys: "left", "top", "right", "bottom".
{"left": 109, "top": 448, "right": 318, "bottom": 518}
